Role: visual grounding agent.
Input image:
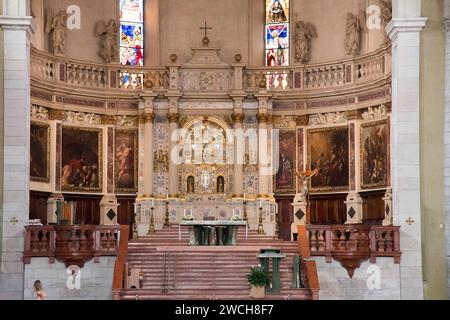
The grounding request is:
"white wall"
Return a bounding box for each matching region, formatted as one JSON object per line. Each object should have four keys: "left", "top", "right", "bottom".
{"left": 23, "top": 257, "right": 115, "bottom": 300}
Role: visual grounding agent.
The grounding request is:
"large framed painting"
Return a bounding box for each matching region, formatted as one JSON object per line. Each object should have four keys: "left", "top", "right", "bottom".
{"left": 361, "top": 119, "right": 389, "bottom": 189}
{"left": 308, "top": 126, "right": 349, "bottom": 192}
{"left": 275, "top": 131, "right": 296, "bottom": 194}
{"left": 30, "top": 123, "right": 50, "bottom": 182}
{"left": 61, "top": 127, "right": 102, "bottom": 192}
{"left": 115, "top": 130, "right": 138, "bottom": 193}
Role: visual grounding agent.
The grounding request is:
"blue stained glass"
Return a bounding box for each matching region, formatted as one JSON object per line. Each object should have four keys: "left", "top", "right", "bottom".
{"left": 120, "top": 23, "right": 144, "bottom": 47}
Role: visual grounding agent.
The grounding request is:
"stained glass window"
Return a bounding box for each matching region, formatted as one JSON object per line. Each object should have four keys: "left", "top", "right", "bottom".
{"left": 265, "top": 0, "right": 290, "bottom": 66}
{"left": 120, "top": 0, "right": 144, "bottom": 66}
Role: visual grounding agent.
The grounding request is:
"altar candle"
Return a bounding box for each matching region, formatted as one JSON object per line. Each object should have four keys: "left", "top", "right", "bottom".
{"left": 233, "top": 209, "right": 235, "bottom": 216}
{"left": 184, "top": 209, "right": 186, "bottom": 217}
{"left": 260, "top": 199, "right": 262, "bottom": 207}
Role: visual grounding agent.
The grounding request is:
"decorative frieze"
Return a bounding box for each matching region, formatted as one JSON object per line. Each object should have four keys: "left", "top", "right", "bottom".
{"left": 361, "top": 105, "right": 388, "bottom": 120}
{"left": 65, "top": 111, "right": 102, "bottom": 125}
{"left": 308, "top": 112, "right": 347, "bottom": 126}
{"left": 273, "top": 115, "right": 296, "bottom": 129}
{"left": 31, "top": 105, "right": 49, "bottom": 120}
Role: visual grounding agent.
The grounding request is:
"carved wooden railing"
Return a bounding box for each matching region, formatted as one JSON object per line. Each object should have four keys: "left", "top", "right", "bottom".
{"left": 24, "top": 225, "right": 121, "bottom": 267}
{"left": 296, "top": 225, "right": 320, "bottom": 300}
{"left": 307, "top": 224, "right": 401, "bottom": 278}
{"left": 31, "top": 44, "right": 390, "bottom": 94}
{"left": 112, "top": 225, "right": 130, "bottom": 301}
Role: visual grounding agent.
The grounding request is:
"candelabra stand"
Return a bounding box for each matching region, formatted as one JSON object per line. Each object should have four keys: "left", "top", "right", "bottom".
{"left": 243, "top": 201, "right": 249, "bottom": 229}
{"left": 257, "top": 206, "right": 265, "bottom": 234}
{"left": 147, "top": 206, "right": 155, "bottom": 235}
{"left": 274, "top": 212, "right": 279, "bottom": 240}
{"left": 132, "top": 212, "right": 139, "bottom": 240}
{"left": 164, "top": 201, "right": 170, "bottom": 227}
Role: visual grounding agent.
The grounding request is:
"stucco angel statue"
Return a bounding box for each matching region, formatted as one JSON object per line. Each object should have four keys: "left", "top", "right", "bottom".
{"left": 294, "top": 21, "right": 317, "bottom": 64}
{"left": 95, "top": 19, "right": 119, "bottom": 63}
{"left": 45, "top": 9, "right": 67, "bottom": 55}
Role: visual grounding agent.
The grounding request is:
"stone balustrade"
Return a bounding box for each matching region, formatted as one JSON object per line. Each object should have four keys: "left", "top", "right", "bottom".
{"left": 30, "top": 44, "right": 390, "bottom": 95}
{"left": 306, "top": 224, "right": 401, "bottom": 277}
{"left": 24, "top": 225, "right": 121, "bottom": 267}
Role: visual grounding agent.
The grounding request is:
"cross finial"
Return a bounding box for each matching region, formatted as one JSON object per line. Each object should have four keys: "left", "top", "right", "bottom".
{"left": 200, "top": 21, "right": 212, "bottom": 46}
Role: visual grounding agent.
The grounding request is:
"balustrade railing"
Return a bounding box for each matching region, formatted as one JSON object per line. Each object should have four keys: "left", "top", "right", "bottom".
{"left": 31, "top": 44, "right": 390, "bottom": 95}
{"left": 24, "top": 225, "right": 121, "bottom": 267}
{"left": 306, "top": 224, "right": 400, "bottom": 277}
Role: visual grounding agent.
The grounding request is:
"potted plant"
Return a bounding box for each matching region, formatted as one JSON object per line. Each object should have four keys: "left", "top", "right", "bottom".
{"left": 247, "top": 265, "right": 270, "bottom": 299}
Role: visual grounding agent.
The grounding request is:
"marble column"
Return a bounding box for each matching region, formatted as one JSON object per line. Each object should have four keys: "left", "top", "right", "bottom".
{"left": 345, "top": 114, "right": 363, "bottom": 224}
{"left": 168, "top": 112, "right": 179, "bottom": 198}
{"left": 292, "top": 116, "right": 308, "bottom": 238}
{"left": 387, "top": 0, "right": 427, "bottom": 300}
{"left": 0, "top": 0, "right": 34, "bottom": 299}
{"left": 257, "top": 112, "right": 270, "bottom": 198}
{"left": 143, "top": 112, "right": 155, "bottom": 198}
{"left": 232, "top": 111, "right": 245, "bottom": 198}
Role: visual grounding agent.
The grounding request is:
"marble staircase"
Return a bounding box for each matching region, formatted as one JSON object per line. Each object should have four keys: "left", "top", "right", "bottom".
{"left": 117, "top": 225, "right": 315, "bottom": 300}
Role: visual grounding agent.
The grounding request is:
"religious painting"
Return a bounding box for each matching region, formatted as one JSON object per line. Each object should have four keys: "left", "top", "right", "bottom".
{"left": 361, "top": 120, "right": 389, "bottom": 189}
{"left": 308, "top": 127, "right": 349, "bottom": 192}
{"left": 30, "top": 123, "right": 50, "bottom": 182}
{"left": 61, "top": 127, "right": 102, "bottom": 192}
{"left": 275, "top": 131, "right": 296, "bottom": 194}
{"left": 266, "top": 0, "right": 290, "bottom": 24}
{"left": 115, "top": 130, "right": 138, "bottom": 193}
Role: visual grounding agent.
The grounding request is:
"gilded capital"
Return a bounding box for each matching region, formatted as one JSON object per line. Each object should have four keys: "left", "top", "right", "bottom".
{"left": 168, "top": 113, "right": 179, "bottom": 123}
{"left": 144, "top": 112, "right": 155, "bottom": 123}
{"left": 257, "top": 113, "right": 269, "bottom": 123}
{"left": 346, "top": 110, "right": 361, "bottom": 121}
{"left": 48, "top": 109, "right": 65, "bottom": 121}
{"left": 231, "top": 112, "right": 245, "bottom": 123}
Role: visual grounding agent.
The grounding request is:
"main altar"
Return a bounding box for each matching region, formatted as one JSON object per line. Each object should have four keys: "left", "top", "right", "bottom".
{"left": 132, "top": 39, "right": 278, "bottom": 236}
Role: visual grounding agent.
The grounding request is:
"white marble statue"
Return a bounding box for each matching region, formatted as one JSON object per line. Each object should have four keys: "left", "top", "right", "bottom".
{"left": 345, "top": 11, "right": 367, "bottom": 56}
{"left": 294, "top": 21, "right": 317, "bottom": 64}
{"left": 45, "top": 10, "right": 67, "bottom": 55}
{"left": 95, "top": 19, "right": 119, "bottom": 63}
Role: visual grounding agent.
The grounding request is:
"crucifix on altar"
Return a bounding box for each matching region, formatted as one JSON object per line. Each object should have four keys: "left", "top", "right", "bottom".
{"left": 200, "top": 21, "right": 212, "bottom": 46}
{"left": 290, "top": 166, "right": 319, "bottom": 240}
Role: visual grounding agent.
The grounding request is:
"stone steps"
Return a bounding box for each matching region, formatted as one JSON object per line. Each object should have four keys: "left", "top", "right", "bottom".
{"left": 118, "top": 225, "right": 312, "bottom": 300}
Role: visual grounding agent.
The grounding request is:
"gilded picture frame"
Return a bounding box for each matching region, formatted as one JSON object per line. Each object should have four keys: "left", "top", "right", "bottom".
{"left": 274, "top": 130, "right": 297, "bottom": 195}
{"left": 61, "top": 126, "right": 103, "bottom": 192}
{"left": 30, "top": 122, "right": 51, "bottom": 183}
{"left": 115, "top": 129, "right": 138, "bottom": 193}
{"left": 308, "top": 126, "right": 349, "bottom": 192}
{"left": 360, "top": 119, "right": 389, "bottom": 189}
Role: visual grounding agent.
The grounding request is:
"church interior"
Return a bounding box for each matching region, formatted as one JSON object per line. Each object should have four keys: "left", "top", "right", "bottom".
{"left": 0, "top": 0, "right": 449, "bottom": 300}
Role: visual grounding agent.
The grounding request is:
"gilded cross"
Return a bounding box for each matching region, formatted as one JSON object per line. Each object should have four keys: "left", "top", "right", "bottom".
{"left": 200, "top": 21, "right": 212, "bottom": 39}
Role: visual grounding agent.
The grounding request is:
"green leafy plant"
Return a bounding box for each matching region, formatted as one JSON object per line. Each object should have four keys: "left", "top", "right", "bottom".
{"left": 182, "top": 216, "right": 194, "bottom": 221}
{"left": 231, "top": 215, "right": 243, "bottom": 221}
{"left": 247, "top": 265, "right": 270, "bottom": 287}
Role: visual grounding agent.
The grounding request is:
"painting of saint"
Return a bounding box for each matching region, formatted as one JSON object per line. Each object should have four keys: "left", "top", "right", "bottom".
{"left": 275, "top": 131, "right": 296, "bottom": 193}
{"left": 309, "top": 127, "right": 349, "bottom": 192}
{"left": 361, "top": 120, "right": 389, "bottom": 189}
{"left": 266, "top": 0, "right": 289, "bottom": 24}
{"left": 30, "top": 123, "right": 50, "bottom": 182}
{"left": 61, "top": 127, "right": 102, "bottom": 192}
{"left": 115, "top": 130, "right": 137, "bottom": 192}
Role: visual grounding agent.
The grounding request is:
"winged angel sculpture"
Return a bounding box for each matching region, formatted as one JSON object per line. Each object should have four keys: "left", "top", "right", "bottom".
{"left": 95, "top": 19, "right": 119, "bottom": 63}
{"left": 294, "top": 21, "right": 317, "bottom": 64}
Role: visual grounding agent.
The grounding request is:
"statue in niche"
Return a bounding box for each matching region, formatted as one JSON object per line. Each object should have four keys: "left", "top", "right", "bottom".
{"left": 187, "top": 176, "right": 195, "bottom": 194}
{"left": 45, "top": 10, "right": 67, "bottom": 55}
{"left": 345, "top": 11, "right": 368, "bottom": 56}
{"left": 294, "top": 21, "right": 317, "bottom": 64}
{"left": 95, "top": 19, "right": 119, "bottom": 63}
{"left": 217, "top": 176, "right": 225, "bottom": 194}
{"left": 153, "top": 150, "right": 169, "bottom": 172}
{"left": 380, "top": 0, "right": 392, "bottom": 43}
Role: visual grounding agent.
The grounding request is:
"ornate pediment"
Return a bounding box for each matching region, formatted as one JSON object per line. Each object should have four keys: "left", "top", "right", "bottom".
{"left": 182, "top": 47, "right": 230, "bottom": 69}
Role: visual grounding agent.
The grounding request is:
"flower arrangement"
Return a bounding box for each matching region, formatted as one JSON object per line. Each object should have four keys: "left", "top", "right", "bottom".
{"left": 247, "top": 265, "right": 270, "bottom": 288}
{"left": 182, "top": 215, "right": 194, "bottom": 221}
